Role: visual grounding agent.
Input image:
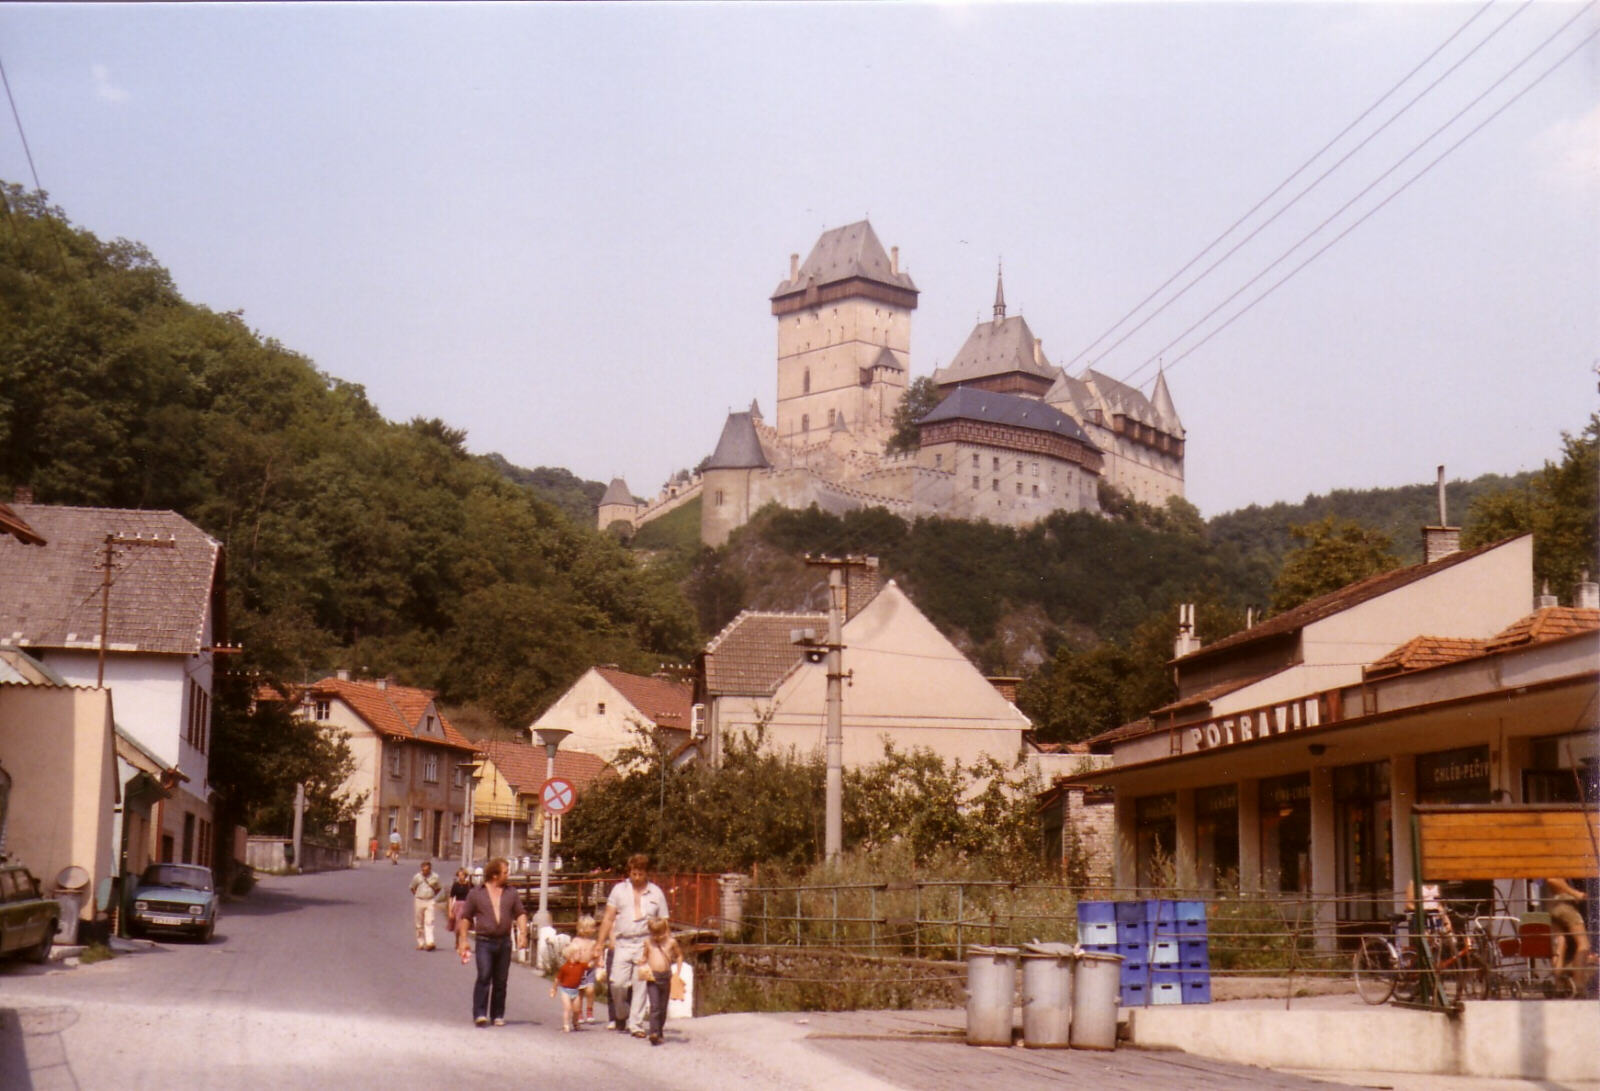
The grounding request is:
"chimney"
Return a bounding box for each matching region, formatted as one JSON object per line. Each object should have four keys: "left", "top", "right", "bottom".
{"left": 891, "top": 246, "right": 899, "bottom": 276}
{"left": 1578, "top": 571, "right": 1599, "bottom": 610}
{"left": 1421, "top": 465, "right": 1460, "bottom": 563}
{"left": 986, "top": 676, "right": 1021, "bottom": 703}
{"left": 336, "top": 669, "right": 351, "bottom": 681}
{"left": 1536, "top": 581, "right": 1559, "bottom": 609}
{"left": 12, "top": 485, "right": 33, "bottom": 504}
{"left": 790, "top": 253, "right": 799, "bottom": 281}
{"left": 1034, "top": 338, "right": 1044, "bottom": 368}
{"left": 1173, "top": 603, "right": 1201, "bottom": 658}
{"left": 844, "top": 556, "right": 882, "bottom": 620}
{"left": 376, "top": 676, "right": 388, "bottom": 691}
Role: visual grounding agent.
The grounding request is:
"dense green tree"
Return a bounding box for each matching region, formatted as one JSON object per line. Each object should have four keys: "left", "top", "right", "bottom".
{"left": 1269, "top": 516, "right": 1400, "bottom": 613}
{"left": 884, "top": 376, "right": 941, "bottom": 454}
{"left": 1463, "top": 414, "right": 1599, "bottom": 602}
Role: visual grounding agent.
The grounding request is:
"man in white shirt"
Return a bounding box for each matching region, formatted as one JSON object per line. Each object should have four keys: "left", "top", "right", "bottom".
{"left": 409, "top": 860, "right": 443, "bottom": 950}
{"left": 595, "top": 852, "right": 670, "bottom": 1034}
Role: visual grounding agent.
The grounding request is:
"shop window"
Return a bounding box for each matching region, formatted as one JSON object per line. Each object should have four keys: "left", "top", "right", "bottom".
{"left": 1259, "top": 774, "right": 1311, "bottom": 893}
{"left": 1135, "top": 794, "right": 1176, "bottom": 889}
{"left": 1195, "top": 784, "right": 1239, "bottom": 888}
{"left": 1333, "top": 760, "right": 1392, "bottom": 922}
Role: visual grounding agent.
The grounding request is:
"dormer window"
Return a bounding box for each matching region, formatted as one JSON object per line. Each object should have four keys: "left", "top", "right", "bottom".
{"left": 597, "top": 702, "right": 606, "bottom": 716}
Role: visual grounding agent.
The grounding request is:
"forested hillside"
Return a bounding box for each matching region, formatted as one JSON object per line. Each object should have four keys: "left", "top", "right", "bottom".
{"left": 0, "top": 185, "right": 698, "bottom": 774}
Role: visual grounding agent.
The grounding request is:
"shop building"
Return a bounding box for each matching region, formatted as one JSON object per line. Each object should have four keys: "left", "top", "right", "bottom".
{"left": 1078, "top": 532, "right": 1597, "bottom": 939}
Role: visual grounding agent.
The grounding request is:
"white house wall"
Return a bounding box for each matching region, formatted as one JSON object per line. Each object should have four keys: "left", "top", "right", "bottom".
{"left": 531, "top": 669, "right": 654, "bottom": 765}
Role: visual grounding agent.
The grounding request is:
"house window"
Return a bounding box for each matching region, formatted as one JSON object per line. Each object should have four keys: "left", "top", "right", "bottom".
{"left": 453, "top": 765, "right": 466, "bottom": 789}
{"left": 424, "top": 714, "right": 436, "bottom": 735}
{"left": 313, "top": 699, "right": 330, "bottom": 720}
{"left": 411, "top": 810, "right": 423, "bottom": 841}
{"left": 389, "top": 748, "right": 402, "bottom": 778}
{"left": 423, "top": 753, "right": 439, "bottom": 783}
{"left": 597, "top": 702, "right": 606, "bottom": 715}
{"left": 387, "top": 807, "right": 399, "bottom": 835}
{"left": 450, "top": 814, "right": 462, "bottom": 844}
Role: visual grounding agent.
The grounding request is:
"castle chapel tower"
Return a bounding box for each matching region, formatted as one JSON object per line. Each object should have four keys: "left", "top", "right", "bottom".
{"left": 770, "top": 221, "right": 918, "bottom": 446}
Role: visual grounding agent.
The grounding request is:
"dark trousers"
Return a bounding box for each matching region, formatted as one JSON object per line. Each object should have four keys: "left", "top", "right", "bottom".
{"left": 473, "top": 935, "right": 512, "bottom": 1020}
{"left": 645, "top": 977, "right": 669, "bottom": 1037}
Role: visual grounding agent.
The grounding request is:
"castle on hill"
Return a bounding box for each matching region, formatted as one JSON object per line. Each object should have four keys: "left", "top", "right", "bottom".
{"left": 597, "top": 220, "right": 1186, "bottom": 546}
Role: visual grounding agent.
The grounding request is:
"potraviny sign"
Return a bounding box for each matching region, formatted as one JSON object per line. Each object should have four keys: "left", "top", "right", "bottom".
{"left": 1185, "top": 695, "right": 1323, "bottom": 753}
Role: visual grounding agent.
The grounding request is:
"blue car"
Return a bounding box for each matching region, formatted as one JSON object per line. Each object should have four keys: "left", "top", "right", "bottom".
{"left": 130, "top": 863, "right": 217, "bottom": 942}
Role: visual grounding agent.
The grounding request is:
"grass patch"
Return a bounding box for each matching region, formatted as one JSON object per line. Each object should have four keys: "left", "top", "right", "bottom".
{"left": 78, "top": 942, "right": 115, "bottom": 964}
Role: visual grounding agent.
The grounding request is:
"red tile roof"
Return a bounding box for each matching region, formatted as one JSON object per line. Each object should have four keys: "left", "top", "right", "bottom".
{"left": 595, "top": 666, "right": 692, "bottom": 729}
{"left": 307, "top": 676, "right": 476, "bottom": 752}
{"left": 1485, "top": 607, "right": 1600, "bottom": 652}
{"left": 702, "top": 611, "right": 825, "bottom": 695}
{"left": 480, "top": 739, "right": 614, "bottom": 795}
{"left": 1365, "top": 635, "right": 1490, "bottom": 678}
{"left": 1084, "top": 718, "right": 1156, "bottom": 749}
{"left": 1178, "top": 536, "right": 1526, "bottom": 667}
{"left": 0, "top": 504, "right": 222, "bottom": 655}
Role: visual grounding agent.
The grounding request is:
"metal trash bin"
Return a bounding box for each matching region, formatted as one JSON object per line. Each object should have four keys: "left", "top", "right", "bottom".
{"left": 965, "top": 945, "right": 1018, "bottom": 1046}
{"left": 53, "top": 865, "right": 90, "bottom": 947}
{"left": 1021, "top": 942, "right": 1075, "bottom": 1048}
{"left": 1070, "top": 949, "right": 1124, "bottom": 1051}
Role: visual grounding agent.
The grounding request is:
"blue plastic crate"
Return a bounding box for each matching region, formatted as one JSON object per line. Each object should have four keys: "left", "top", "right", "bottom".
{"left": 1119, "top": 959, "right": 1148, "bottom": 986}
{"left": 1148, "top": 899, "right": 1175, "bottom": 923}
{"left": 1149, "top": 939, "right": 1179, "bottom": 966}
{"left": 1077, "top": 901, "right": 1116, "bottom": 925}
{"left": 1078, "top": 921, "right": 1117, "bottom": 945}
{"left": 1182, "top": 977, "right": 1212, "bottom": 1004}
{"left": 1173, "top": 918, "right": 1208, "bottom": 938}
{"left": 1174, "top": 900, "right": 1206, "bottom": 923}
{"left": 1119, "top": 940, "right": 1146, "bottom": 962}
{"left": 1179, "top": 937, "right": 1209, "bottom": 961}
{"left": 1116, "top": 921, "right": 1148, "bottom": 945}
{"left": 1119, "top": 982, "right": 1148, "bottom": 1007}
{"left": 1082, "top": 942, "right": 1118, "bottom": 956}
{"left": 1114, "top": 901, "right": 1146, "bottom": 924}
{"left": 1149, "top": 967, "right": 1183, "bottom": 987}
{"left": 1151, "top": 981, "right": 1183, "bottom": 1005}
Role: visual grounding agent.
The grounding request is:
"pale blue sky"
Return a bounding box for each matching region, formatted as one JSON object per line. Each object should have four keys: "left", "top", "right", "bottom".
{"left": 3, "top": 3, "right": 1595, "bottom": 517}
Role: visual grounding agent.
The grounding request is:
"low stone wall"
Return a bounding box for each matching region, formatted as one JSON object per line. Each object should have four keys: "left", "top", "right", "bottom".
{"left": 244, "top": 837, "right": 353, "bottom": 873}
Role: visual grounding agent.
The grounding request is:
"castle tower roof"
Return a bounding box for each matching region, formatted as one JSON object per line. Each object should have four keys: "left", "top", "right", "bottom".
{"left": 599, "top": 478, "right": 635, "bottom": 507}
{"left": 705, "top": 411, "right": 770, "bottom": 470}
{"left": 932, "top": 313, "right": 1058, "bottom": 389}
{"left": 770, "top": 220, "right": 918, "bottom": 300}
{"left": 919, "top": 387, "right": 1096, "bottom": 447}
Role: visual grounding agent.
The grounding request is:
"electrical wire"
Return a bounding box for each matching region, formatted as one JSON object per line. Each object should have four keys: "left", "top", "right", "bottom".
{"left": 1149, "top": 13, "right": 1600, "bottom": 379}
{"left": 1063, "top": 0, "right": 1510, "bottom": 375}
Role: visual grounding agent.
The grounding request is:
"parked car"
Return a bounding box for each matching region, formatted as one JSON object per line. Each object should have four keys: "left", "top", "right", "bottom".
{"left": 130, "top": 863, "right": 217, "bottom": 942}
{"left": 0, "top": 862, "right": 60, "bottom": 962}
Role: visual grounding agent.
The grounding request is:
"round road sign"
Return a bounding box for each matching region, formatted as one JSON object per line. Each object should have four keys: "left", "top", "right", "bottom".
{"left": 541, "top": 777, "right": 575, "bottom": 815}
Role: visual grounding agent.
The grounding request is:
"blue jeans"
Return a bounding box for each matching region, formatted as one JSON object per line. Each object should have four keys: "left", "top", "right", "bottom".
{"left": 473, "top": 935, "right": 512, "bottom": 1021}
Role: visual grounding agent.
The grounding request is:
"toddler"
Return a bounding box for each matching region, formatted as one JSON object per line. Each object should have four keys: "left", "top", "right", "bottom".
{"left": 634, "top": 915, "right": 683, "bottom": 1045}
{"left": 551, "top": 915, "right": 599, "bottom": 1032}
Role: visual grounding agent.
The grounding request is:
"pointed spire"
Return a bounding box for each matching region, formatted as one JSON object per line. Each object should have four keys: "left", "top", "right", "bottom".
{"left": 992, "top": 261, "right": 1006, "bottom": 321}
{"left": 1151, "top": 367, "right": 1183, "bottom": 435}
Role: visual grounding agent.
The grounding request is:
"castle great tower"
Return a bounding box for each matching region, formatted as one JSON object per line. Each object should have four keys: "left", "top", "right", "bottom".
{"left": 769, "top": 221, "right": 918, "bottom": 445}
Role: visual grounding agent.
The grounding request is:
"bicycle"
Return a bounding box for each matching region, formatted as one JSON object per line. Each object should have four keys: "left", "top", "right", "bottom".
{"left": 1354, "top": 909, "right": 1498, "bottom": 1005}
{"left": 1353, "top": 914, "right": 1420, "bottom": 1005}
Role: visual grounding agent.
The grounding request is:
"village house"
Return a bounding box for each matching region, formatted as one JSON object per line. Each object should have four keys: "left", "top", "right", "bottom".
{"left": 527, "top": 665, "right": 693, "bottom": 767}
{"left": 298, "top": 674, "right": 477, "bottom": 862}
{"left": 471, "top": 739, "right": 611, "bottom": 864}
{"left": 1072, "top": 529, "right": 1598, "bottom": 942}
{"left": 0, "top": 503, "right": 227, "bottom": 892}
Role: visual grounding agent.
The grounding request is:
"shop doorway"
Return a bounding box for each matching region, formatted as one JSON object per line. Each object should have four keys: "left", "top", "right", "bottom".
{"left": 1195, "top": 784, "right": 1239, "bottom": 889}
{"left": 1135, "top": 793, "right": 1176, "bottom": 890}
{"left": 1334, "top": 760, "right": 1392, "bottom": 923}
{"left": 1260, "top": 774, "right": 1311, "bottom": 893}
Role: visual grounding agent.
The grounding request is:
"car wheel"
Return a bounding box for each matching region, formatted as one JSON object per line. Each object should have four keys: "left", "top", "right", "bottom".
{"left": 201, "top": 920, "right": 215, "bottom": 943}
{"left": 27, "top": 930, "right": 53, "bottom": 964}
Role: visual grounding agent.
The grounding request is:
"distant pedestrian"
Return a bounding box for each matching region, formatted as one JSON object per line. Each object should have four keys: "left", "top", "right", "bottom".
{"left": 409, "top": 860, "right": 442, "bottom": 950}
{"left": 447, "top": 867, "right": 471, "bottom": 935}
{"left": 388, "top": 829, "right": 401, "bottom": 864}
{"left": 633, "top": 915, "right": 683, "bottom": 1045}
{"left": 456, "top": 857, "right": 528, "bottom": 1027}
{"left": 1545, "top": 877, "right": 1592, "bottom": 995}
{"left": 595, "top": 853, "right": 670, "bottom": 1034}
{"left": 368, "top": 836, "right": 379, "bottom": 861}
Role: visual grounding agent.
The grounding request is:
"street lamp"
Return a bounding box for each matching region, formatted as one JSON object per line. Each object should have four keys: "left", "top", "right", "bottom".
{"left": 459, "top": 760, "right": 483, "bottom": 870}
{"left": 532, "top": 727, "right": 571, "bottom": 929}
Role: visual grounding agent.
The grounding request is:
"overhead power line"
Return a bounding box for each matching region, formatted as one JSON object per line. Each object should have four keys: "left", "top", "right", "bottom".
{"left": 1150, "top": 16, "right": 1600, "bottom": 380}
{"left": 1063, "top": 0, "right": 1507, "bottom": 375}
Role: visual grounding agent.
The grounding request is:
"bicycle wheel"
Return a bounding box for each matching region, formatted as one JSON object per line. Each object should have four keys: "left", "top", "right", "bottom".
{"left": 1353, "top": 936, "right": 1397, "bottom": 1004}
{"left": 1394, "top": 948, "right": 1421, "bottom": 1003}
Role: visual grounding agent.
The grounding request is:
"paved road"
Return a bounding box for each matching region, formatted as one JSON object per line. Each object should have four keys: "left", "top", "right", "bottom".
{"left": 0, "top": 865, "right": 1354, "bottom": 1090}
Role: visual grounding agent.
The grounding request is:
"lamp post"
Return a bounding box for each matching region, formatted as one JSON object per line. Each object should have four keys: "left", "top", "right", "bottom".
{"left": 459, "top": 760, "right": 483, "bottom": 870}
{"left": 532, "top": 727, "right": 570, "bottom": 929}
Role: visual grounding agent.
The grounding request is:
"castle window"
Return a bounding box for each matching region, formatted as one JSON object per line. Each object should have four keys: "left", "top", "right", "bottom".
{"left": 992, "top": 457, "right": 1000, "bottom": 471}
{"left": 971, "top": 453, "right": 979, "bottom": 468}
{"left": 1032, "top": 463, "right": 1039, "bottom": 477}
{"left": 1032, "top": 484, "right": 1040, "bottom": 497}
{"left": 715, "top": 489, "right": 725, "bottom": 506}
{"left": 802, "top": 414, "right": 810, "bottom": 433}
{"left": 1016, "top": 460, "right": 1023, "bottom": 473}
{"left": 991, "top": 479, "right": 999, "bottom": 492}
{"left": 827, "top": 409, "right": 835, "bottom": 427}
{"left": 1016, "top": 482, "right": 1023, "bottom": 495}
{"left": 934, "top": 453, "right": 942, "bottom": 467}
{"left": 972, "top": 476, "right": 979, "bottom": 489}
{"left": 803, "top": 368, "right": 810, "bottom": 394}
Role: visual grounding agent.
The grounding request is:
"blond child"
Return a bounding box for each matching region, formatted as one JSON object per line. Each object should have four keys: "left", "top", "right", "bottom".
{"left": 633, "top": 916, "right": 683, "bottom": 1045}
{"left": 551, "top": 915, "right": 599, "bottom": 1032}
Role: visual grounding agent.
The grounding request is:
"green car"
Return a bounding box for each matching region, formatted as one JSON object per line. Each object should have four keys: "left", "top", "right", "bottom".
{"left": 131, "top": 863, "right": 217, "bottom": 942}
{"left": 0, "top": 862, "right": 60, "bottom": 963}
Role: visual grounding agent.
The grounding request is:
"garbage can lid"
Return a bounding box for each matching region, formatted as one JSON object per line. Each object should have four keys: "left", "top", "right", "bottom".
{"left": 1076, "top": 950, "right": 1125, "bottom": 964}
{"left": 55, "top": 865, "right": 90, "bottom": 891}
{"left": 968, "top": 944, "right": 1020, "bottom": 957}
{"left": 1023, "top": 941, "right": 1075, "bottom": 957}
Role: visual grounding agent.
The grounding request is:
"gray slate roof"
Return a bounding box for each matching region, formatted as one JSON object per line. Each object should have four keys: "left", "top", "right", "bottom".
{"left": 0, "top": 505, "right": 222, "bottom": 656}
{"left": 705, "top": 412, "right": 770, "bottom": 470}
{"left": 932, "top": 314, "right": 1058, "bottom": 387}
{"left": 599, "top": 478, "right": 635, "bottom": 507}
{"left": 919, "top": 387, "right": 1097, "bottom": 447}
{"left": 771, "top": 220, "right": 917, "bottom": 298}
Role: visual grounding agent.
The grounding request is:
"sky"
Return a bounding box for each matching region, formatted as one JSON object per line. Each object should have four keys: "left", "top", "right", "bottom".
{"left": 2, "top": 2, "right": 1596, "bottom": 519}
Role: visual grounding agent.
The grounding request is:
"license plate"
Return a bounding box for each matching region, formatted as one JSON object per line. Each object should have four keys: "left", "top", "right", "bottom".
{"left": 152, "top": 915, "right": 190, "bottom": 926}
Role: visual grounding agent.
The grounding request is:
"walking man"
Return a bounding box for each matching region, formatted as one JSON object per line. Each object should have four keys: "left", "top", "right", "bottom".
{"left": 410, "top": 859, "right": 442, "bottom": 950}
{"left": 456, "top": 857, "right": 528, "bottom": 1027}
{"left": 388, "top": 828, "right": 401, "bottom": 864}
{"left": 595, "top": 852, "right": 670, "bottom": 1035}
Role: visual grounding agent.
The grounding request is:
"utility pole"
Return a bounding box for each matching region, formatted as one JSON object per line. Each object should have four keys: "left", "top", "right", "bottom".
{"left": 805, "top": 555, "right": 858, "bottom": 865}
{"left": 97, "top": 533, "right": 176, "bottom": 686}
{"left": 291, "top": 782, "right": 305, "bottom": 873}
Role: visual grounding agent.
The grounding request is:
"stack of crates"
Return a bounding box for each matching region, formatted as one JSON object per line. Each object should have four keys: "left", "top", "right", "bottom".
{"left": 1075, "top": 899, "right": 1211, "bottom": 1006}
